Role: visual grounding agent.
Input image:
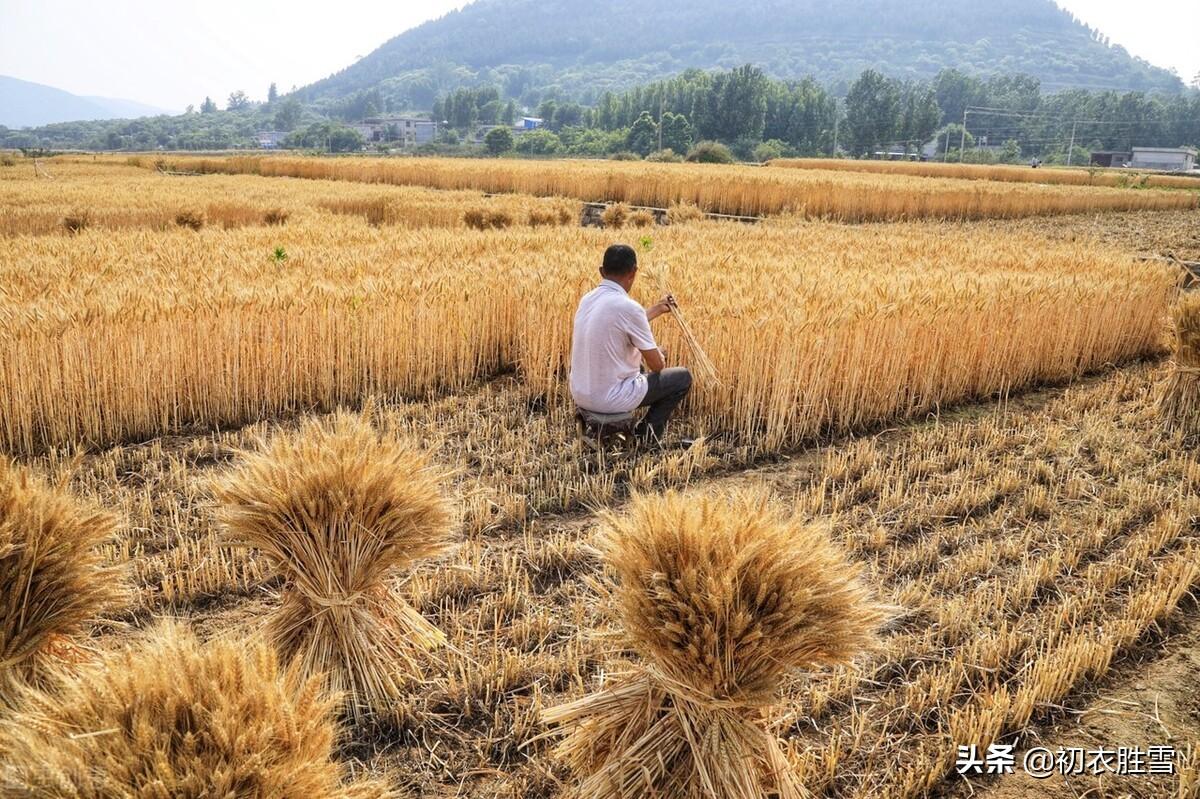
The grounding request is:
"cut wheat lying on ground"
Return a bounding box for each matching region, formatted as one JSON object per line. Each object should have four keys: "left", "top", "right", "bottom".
{"left": 0, "top": 159, "right": 580, "bottom": 235}
{"left": 0, "top": 209, "right": 1177, "bottom": 455}
{"left": 5, "top": 362, "right": 1197, "bottom": 798}
{"left": 769, "top": 157, "right": 1200, "bottom": 190}
{"left": 163, "top": 154, "right": 1200, "bottom": 220}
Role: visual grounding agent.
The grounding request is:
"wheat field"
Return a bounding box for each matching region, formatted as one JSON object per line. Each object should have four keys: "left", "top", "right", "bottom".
{"left": 0, "top": 188, "right": 1175, "bottom": 454}
{"left": 769, "top": 157, "right": 1200, "bottom": 190}
{"left": 160, "top": 154, "right": 1200, "bottom": 220}
{"left": 1, "top": 155, "right": 1198, "bottom": 799}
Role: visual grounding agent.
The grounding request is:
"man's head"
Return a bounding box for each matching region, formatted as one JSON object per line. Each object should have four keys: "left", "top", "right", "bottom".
{"left": 601, "top": 244, "right": 638, "bottom": 290}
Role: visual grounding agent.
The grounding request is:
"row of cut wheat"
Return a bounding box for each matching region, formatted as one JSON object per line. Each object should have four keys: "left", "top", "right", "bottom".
{"left": 0, "top": 205, "right": 1177, "bottom": 454}
{"left": 161, "top": 154, "right": 1200, "bottom": 220}
{"left": 768, "top": 157, "right": 1200, "bottom": 189}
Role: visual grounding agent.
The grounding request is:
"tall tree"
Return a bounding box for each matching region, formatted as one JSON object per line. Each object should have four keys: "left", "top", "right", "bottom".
{"left": 844, "top": 70, "right": 901, "bottom": 154}
{"left": 200, "top": 96, "right": 217, "bottom": 114}
{"left": 274, "top": 98, "right": 303, "bottom": 132}
{"left": 267, "top": 82, "right": 278, "bottom": 103}
{"left": 227, "top": 90, "right": 250, "bottom": 111}
{"left": 626, "top": 111, "right": 658, "bottom": 155}
{"left": 660, "top": 112, "right": 694, "bottom": 154}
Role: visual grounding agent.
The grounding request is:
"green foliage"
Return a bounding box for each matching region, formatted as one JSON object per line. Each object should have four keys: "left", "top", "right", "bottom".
{"left": 626, "top": 111, "right": 658, "bottom": 156}
{"left": 271, "top": 246, "right": 288, "bottom": 263}
{"left": 753, "top": 139, "right": 788, "bottom": 162}
{"left": 686, "top": 140, "right": 734, "bottom": 164}
{"left": 267, "top": 83, "right": 279, "bottom": 104}
{"left": 484, "top": 126, "right": 514, "bottom": 155}
{"left": 291, "top": 0, "right": 1185, "bottom": 112}
{"left": 273, "top": 98, "right": 303, "bottom": 132}
{"left": 517, "top": 128, "right": 561, "bottom": 155}
{"left": 660, "top": 112, "right": 693, "bottom": 154}
{"left": 227, "top": 91, "right": 250, "bottom": 112}
{"left": 646, "top": 148, "right": 683, "bottom": 162}
{"left": 559, "top": 126, "right": 627, "bottom": 156}
{"left": 845, "top": 70, "right": 902, "bottom": 155}
{"left": 284, "top": 122, "right": 363, "bottom": 152}
{"left": 1000, "top": 138, "right": 1022, "bottom": 163}
{"left": 200, "top": 97, "right": 217, "bottom": 114}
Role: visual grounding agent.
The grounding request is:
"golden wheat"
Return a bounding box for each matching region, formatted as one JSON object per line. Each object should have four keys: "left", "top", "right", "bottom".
{"left": 0, "top": 622, "right": 391, "bottom": 797}
{"left": 769, "top": 157, "right": 1200, "bottom": 190}
{"left": 544, "top": 489, "right": 880, "bottom": 798}
{"left": 170, "top": 154, "right": 1200, "bottom": 220}
{"left": 211, "top": 413, "right": 455, "bottom": 722}
{"left": 0, "top": 159, "right": 580, "bottom": 236}
{"left": 0, "top": 206, "right": 1175, "bottom": 455}
{"left": 0, "top": 459, "right": 125, "bottom": 699}
{"left": 1158, "top": 292, "right": 1200, "bottom": 436}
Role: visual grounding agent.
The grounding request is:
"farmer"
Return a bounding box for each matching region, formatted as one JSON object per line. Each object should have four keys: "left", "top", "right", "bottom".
{"left": 570, "top": 244, "right": 692, "bottom": 445}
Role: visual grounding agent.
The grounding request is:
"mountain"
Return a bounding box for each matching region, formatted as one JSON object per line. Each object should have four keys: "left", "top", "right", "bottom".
{"left": 296, "top": 0, "right": 1183, "bottom": 108}
{"left": 0, "top": 75, "right": 171, "bottom": 128}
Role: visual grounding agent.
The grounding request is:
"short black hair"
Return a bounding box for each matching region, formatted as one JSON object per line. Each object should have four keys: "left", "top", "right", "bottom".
{"left": 601, "top": 244, "right": 638, "bottom": 277}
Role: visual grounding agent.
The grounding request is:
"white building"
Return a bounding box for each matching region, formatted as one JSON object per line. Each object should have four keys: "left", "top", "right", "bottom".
{"left": 354, "top": 116, "right": 438, "bottom": 147}
{"left": 1129, "top": 146, "right": 1197, "bottom": 172}
{"left": 254, "top": 131, "right": 287, "bottom": 149}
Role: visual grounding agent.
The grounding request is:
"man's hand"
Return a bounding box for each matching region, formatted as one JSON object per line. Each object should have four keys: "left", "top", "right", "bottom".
{"left": 646, "top": 293, "right": 676, "bottom": 321}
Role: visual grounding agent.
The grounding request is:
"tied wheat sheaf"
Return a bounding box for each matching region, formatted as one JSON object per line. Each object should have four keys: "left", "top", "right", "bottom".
{"left": 543, "top": 490, "right": 882, "bottom": 799}
{"left": 0, "top": 459, "right": 125, "bottom": 700}
{"left": 211, "top": 413, "right": 454, "bottom": 722}
{"left": 0, "top": 623, "right": 391, "bottom": 798}
{"left": 1159, "top": 292, "right": 1200, "bottom": 437}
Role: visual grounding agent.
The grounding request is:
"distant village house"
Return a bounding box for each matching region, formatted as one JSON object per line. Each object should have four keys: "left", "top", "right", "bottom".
{"left": 352, "top": 116, "right": 439, "bottom": 147}
{"left": 1128, "top": 146, "right": 1197, "bottom": 172}
{"left": 254, "top": 131, "right": 287, "bottom": 149}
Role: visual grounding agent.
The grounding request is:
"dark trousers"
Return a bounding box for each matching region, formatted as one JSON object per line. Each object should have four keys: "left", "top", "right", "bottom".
{"left": 636, "top": 367, "right": 693, "bottom": 439}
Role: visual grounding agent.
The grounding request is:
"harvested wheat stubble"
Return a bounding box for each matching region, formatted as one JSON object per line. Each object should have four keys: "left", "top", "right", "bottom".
{"left": 1158, "top": 292, "right": 1200, "bottom": 436}
{"left": 544, "top": 489, "right": 881, "bottom": 799}
{"left": 0, "top": 622, "right": 392, "bottom": 798}
{"left": 0, "top": 211, "right": 1176, "bottom": 456}
{"left": 211, "top": 413, "right": 455, "bottom": 723}
{"left": 8, "top": 364, "right": 1198, "bottom": 798}
{"left": 174, "top": 154, "right": 1200, "bottom": 221}
{"left": 0, "top": 459, "right": 125, "bottom": 700}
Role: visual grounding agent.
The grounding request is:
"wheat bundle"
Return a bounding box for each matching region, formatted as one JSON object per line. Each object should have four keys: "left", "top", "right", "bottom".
{"left": 0, "top": 460, "right": 125, "bottom": 700}
{"left": 1159, "top": 292, "right": 1200, "bottom": 436}
{"left": 211, "top": 413, "right": 454, "bottom": 721}
{"left": 543, "top": 489, "right": 880, "bottom": 799}
{"left": 651, "top": 268, "right": 721, "bottom": 386}
{"left": 0, "top": 622, "right": 391, "bottom": 798}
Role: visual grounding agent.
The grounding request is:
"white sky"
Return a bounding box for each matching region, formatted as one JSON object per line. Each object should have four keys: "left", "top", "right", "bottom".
{"left": 0, "top": 0, "right": 1196, "bottom": 112}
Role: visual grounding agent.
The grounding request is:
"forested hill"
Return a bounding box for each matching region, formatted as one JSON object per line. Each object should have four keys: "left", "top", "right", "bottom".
{"left": 296, "top": 0, "right": 1183, "bottom": 109}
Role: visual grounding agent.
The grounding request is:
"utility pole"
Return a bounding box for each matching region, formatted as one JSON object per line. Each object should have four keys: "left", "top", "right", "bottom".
{"left": 832, "top": 100, "right": 839, "bottom": 156}
{"left": 1066, "top": 119, "right": 1078, "bottom": 167}
{"left": 942, "top": 127, "right": 951, "bottom": 162}
{"left": 658, "top": 92, "right": 664, "bottom": 152}
{"left": 959, "top": 108, "right": 969, "bottom": 163}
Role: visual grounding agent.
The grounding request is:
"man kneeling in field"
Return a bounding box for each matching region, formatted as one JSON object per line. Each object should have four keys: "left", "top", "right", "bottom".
{"left": 569, "top": 244, "right": 692, "bottom": 447}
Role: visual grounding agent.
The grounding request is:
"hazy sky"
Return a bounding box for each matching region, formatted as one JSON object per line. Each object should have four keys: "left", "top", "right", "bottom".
{"left": 0, "top": 0, "right": 1196, "bottom": 111}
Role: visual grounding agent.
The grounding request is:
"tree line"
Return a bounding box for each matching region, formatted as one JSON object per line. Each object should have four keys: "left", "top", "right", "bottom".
{"left": 4, "top": 67, "right": 1197, "bottom": 163}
